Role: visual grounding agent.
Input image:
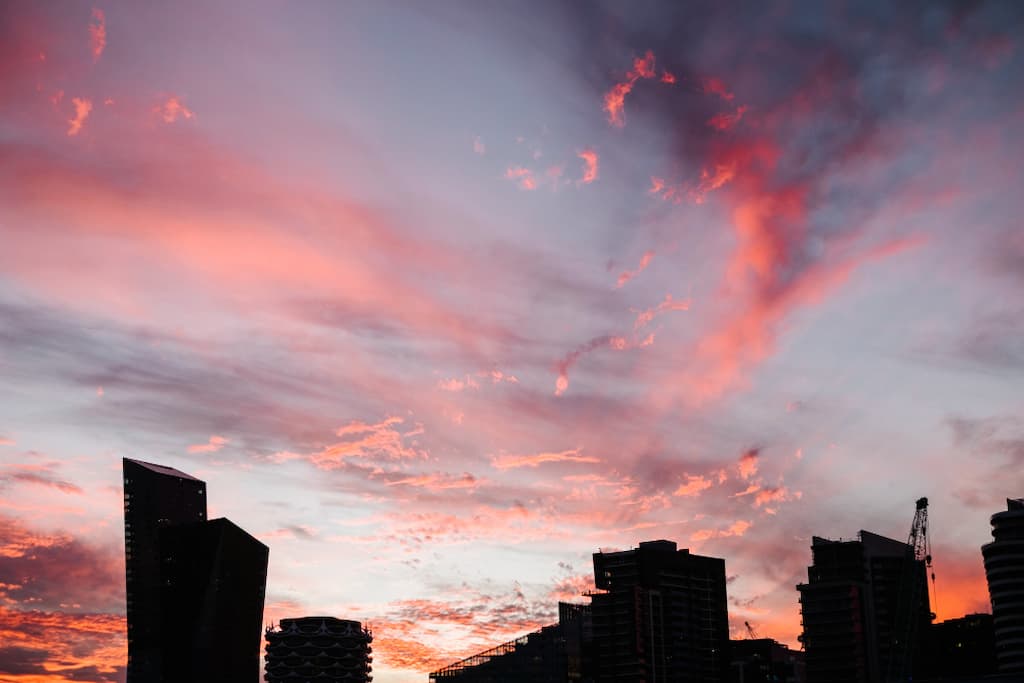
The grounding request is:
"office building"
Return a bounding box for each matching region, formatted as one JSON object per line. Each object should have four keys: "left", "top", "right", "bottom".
{"left": 590, "top": 540, "right": 729, "bottom": 682}
{"left": 796, "top": 531, "right": 930, "bottom": 683}
{"left": 123, "top": 458, "right": 269, "bottom": 683}
{"left": 265, "top": 617, "right": 373, "bottom": 683}
{"left": 728, "top": 638, "right": 804, "bottom": 683}
{"left": 983, "top": 498, "right": 1024, "bottom": 673}
{"left": 919, "top": 613, "right": 995, "bottom": 679}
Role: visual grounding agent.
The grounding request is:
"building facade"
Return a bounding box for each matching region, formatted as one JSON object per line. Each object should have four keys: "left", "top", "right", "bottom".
{"left": 590, "top": 540, "right": 729, "bottom": 683}
{"left": 728, "top": 638, "right": 805, "bottom": 683}
{"left": 265, "top": 617, "right": 373, "bottom": 683}
{"left": 796, "top": 531, "right": 930, "bottom": 683}
{"left": 123, "top": 458, "right": 269, "bottom": 683}
{"left": 982, "top": 498, "right": 1024, "bottom": 673}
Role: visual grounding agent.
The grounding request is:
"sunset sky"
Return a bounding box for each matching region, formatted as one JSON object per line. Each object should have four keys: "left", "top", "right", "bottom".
{"left": 2, "top": 1, "right": 1023, "bottom": 681}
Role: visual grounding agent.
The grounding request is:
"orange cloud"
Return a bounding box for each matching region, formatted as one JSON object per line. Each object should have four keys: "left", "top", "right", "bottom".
{"left": 491, "top": 448, "right": 598, "bottom": 470}
{"left": 154, "top": 95, "right": 195, "bottom": 123}
{"left": 187, "top": 434, "right": 229, "bottom": 453}
{"left": 0, "top": 436, "right": 14, "bottom": 446}
{"left": 691, "top": 519, "right": 751, "bottom": 542}
{"left": 674, "top": 474, "right": 713, "bottom": 497}
{"left": 578, "top": 148, "right": 599, "bottom": 184}
{"left": 505, "top": 165, "right": 537, "bottom": 190}
{"left": 388, "top": 472, "right": 481, "bottom": 490}
{"left": 66, "top": 97, "right": 92, "bottom": 136}
{"left": 616, "top": 250, "right": 654, "bottom": 288}
{"left": 89, "top": 8, "right": 106, "bottom": 62}
{"left": 603, "top": 50, "right": 656, "bottom": 127}
{"left": 0, "top": 608, "right": 126, "bottom": 682}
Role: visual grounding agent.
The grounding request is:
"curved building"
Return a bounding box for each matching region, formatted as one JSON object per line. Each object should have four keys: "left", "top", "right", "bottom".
{"left": 983, "top": 498, "right": 1024, "bottom": 673}
{"left": 265, "top": 617, "right": 373, "bottom": 682}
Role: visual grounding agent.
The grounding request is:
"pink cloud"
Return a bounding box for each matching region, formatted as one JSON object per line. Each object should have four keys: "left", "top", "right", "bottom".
{"left": 578, "top": 148, "right": 599, "bottom": 184}
{"left": 310, "top": 417, "right": 425, "bottom": 469}
{"left": 737, "top": 448, "right": 759, "bottom": 480}
{"left": 88, "top": 8, "right": 106, "bottom": 62}
{"left": 674, "top": 474, "right": 713, "bottom": 497}
{"left": 387, "top": 472, "right": 481, "bottom": 490}
{"left": 708, "top": 105, "right": 748, "bottom": 132}
{"left": 491, "top": 448, "right": 598, "bottom": 470}
{"left": 187, "top": 434, "right": 229, "bottom": 454}
{"left": 66, "top": 97, "right": 92, "bottom": 136}
{"left": 0, "top": 437, "right": 14, "bottom": 446}
{"left": 505, "top": 165, "right": 537, "bottom": 190}
{"left": 633, "top": 292, "right": 690, "bottom": 330}
{"left": 616, "top": 250, "right": 654, "bottom": 288}
{"left": 603, "top": 50, "right": 656, "bottom": 127}
{"left": 154, "top": 95, "right": 195, "bottom": 123}
{"left": 691, "top": 519, "right": 751, "bottom": 542}
{"left": 472, "top": 135, "right": 485, "bottom": 155}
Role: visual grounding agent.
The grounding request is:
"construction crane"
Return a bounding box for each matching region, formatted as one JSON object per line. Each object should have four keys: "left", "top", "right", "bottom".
{"left": 744, "top": 621, "right": 760, "bottom": 640}
{"left": 886, "top": 497, "right": 936, "bottom": 682}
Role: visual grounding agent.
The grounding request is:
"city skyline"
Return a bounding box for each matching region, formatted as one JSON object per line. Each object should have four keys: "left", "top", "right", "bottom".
{"left": 2, "top": 1, "right": 1023, "bottom": 682}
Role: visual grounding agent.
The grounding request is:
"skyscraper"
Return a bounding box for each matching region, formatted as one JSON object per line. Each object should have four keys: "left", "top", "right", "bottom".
{"left": 590, "top": 540, "right": 729, "bottom": 682}
{"left": 123, "top": 458, "right": 269, "bottom": 683}
{"left": 265, "top": 617, "right": 373, "bottom": 683}
{"left": 982, "top": 498, "right": 1024, "bottom": 673}
{"left": 797, "top": 531, "right": 930, "bottom": 683}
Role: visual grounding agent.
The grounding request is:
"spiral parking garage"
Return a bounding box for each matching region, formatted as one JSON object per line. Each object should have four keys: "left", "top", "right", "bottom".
{"left": 265, "top": 617, "right": 373, "bottom": 682}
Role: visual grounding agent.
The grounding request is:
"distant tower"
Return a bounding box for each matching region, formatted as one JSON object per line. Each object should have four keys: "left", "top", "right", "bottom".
{"left": 123, "top": 458, "right": 269, "bottom": 683}
{"left": 265, "top": 617, "right": 373, "bottom": 682}
{"left": 590, "top": 539, "right": 729, "bottom": 682}
{"left": 982, "top": 498, "right": 1024, "bottom": 672}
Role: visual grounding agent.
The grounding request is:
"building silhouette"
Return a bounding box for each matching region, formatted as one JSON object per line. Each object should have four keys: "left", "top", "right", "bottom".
{"left": 123, "top": 458, "right": 269, "bottom": 683}
{"left": 590, "top": 540, "right": 728, "bottom": 682}
{"left": 796, "top": 531, "right": 930, "bottom": 683}
{"left": 728, "top": 638, "right": 804, "bottom": 683}
{"left": 918, "top": 613, "right": 995, "bottom": 679}
{"left": 983, "top": 498, "right": 1024, "bottom": 673}
{"left": 265, "top": 617, "right": 373, "bottom": 682}
{"left": 429, "top": 602, "right": 591, "bottom": 683}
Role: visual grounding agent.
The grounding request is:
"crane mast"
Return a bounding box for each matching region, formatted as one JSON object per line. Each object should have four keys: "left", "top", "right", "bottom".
{"left": 886, "top": 497, "right": 935, "bottom": 682}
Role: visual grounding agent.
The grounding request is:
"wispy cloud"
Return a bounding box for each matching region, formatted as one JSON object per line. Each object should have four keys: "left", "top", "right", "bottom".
{"left": 66, "top": 98, "right": 92, "bottom": 136}
{"left": 187, "top": 434, "right": 229, "bottom": 454}
{"left": 491, "top": 448, "right": 598, "bottom": 470}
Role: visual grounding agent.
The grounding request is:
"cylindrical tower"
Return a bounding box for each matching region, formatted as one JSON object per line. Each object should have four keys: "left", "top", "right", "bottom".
{"left": 982, "top": 498, "right": 1024, "bottom": 672}
{"left": 265, "top": 617, "right": 373, "bottom": 682}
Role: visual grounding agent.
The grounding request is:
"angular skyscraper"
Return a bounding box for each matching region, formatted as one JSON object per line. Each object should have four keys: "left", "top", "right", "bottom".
{"left": 123, "top": 458, "right": 269, "bottom": 683}
{"left": 983, "top": 498, "right": 1024, "bottom": 673}
{"left": 797, "top": 531, "right": 930, "bottom": 683}
{"left": 590, "top": 540, "right": 729, "bottom": 682}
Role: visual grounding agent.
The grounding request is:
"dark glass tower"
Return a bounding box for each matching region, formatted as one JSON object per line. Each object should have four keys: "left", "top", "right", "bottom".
{"left": 590, "top": 540, "right": 729, "bottom": 682}
{"left": 983, "top": 498, "right": 1024, "bottom": 673}
{"left": 123, "top": 458, "right": 269, "bottom": 683}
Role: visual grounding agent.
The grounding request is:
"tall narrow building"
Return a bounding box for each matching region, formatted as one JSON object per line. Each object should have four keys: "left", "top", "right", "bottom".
{"left": 797, "top": 531, "right": 930, "bottom": 683}
{"left": 590, "top": 540, "right": 729, "bottom": 682}
{"left": 983, "top": 498, "right": 1024, "bottom": 673}
{"left": 123, "top": 458, "right": 269, "bottom": 683}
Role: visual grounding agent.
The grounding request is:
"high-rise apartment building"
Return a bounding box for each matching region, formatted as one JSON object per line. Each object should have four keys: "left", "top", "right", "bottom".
{"left": 797, "top": 531, "right": 929, "bottom": 683}
{"left": 590, "top": 540, "right": 729, "bottom": 682}
{"left": 983, "top": 498, "right": 1024, "bottom": 673}
{"left": 123, "top": 458, "right": 269, "bottom": 683}
{"left": 265, "top": 617, "right": 373, "bottom": 683}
